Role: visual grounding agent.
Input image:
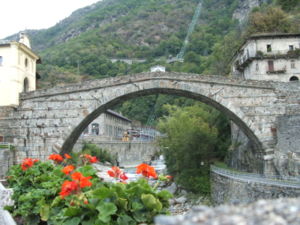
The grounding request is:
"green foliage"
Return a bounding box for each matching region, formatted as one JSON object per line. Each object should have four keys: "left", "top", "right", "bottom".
{"left": 246, "top": 6, "right": 293, "bottom": 34}
{"left": 6, "top": 161, "right": 65, "bottom": 224}
{"left": 276, "top": 0, "right": 300, "bottom": 11}
{"left": 157, "top": 104, "right": 230, "bottom": 194}
{"left": 6, "top": 159, "right": 172, "bottom": 225}
{"left": 82, "top": 142, "right": 117, "bottom": 165}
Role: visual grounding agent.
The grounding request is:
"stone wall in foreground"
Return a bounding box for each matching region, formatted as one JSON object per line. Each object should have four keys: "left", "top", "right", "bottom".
{"left": 155, "top": 197, "right": 300, "bottom": 225}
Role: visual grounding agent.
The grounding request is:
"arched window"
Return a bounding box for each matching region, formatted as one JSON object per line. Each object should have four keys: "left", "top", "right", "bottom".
{"left": 289, "top": 76, "right": 299, "bottom": 82}
{"left": 23, "top": 78, "right": 29, "bottom": 92}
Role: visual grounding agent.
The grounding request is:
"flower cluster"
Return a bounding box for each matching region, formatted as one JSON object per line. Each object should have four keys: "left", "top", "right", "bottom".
{"left": 48, "top": 154, "right": 64, "bottom": 163}
{"left": 82, "top": 154, "right": 98, "bottom": 163}
{"left": 62, "top": 165, "right": 75, "bottom": 175}
{"left": 21, "top": 158, "right": 39, "bottom": 171}
{"left": 136, "top": 163, "right": 157, "bottom": 179}
{"left": 107, "top": 166, "right": 128, "bottom": 181}
{"left": 59, "top": 171, "right": 92, "bottom": 198}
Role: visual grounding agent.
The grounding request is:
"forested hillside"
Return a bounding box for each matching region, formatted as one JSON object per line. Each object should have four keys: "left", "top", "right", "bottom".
{"left": 7, "top": 0, "right": 299, "bottom": 122}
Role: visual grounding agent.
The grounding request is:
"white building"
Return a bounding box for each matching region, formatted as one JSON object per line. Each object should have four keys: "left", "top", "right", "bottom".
{"left": 82, "top": 110, "right": 132, "bottom": 140}
{"left": 231, "top": 33, "right": 300, "bottom": 82}
{"left": 0, "top": 33, "right": 40, "bottom": 106}
{"left": 150, "top": 65, "right": 166, "bottom": 72}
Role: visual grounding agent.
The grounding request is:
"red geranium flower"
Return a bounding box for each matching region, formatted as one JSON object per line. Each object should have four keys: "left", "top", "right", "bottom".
{"left": 107, "top": 166, "right": 128, "bottom": 181}
{"left": 59, "top": 180, "right": 79, "bottom": 198}
{"left": 71, "top": 172, "right": 92, "bottom": 188}
{"left": 107, "top": 166, "right": 122, "bottom": 178}
{"left": 83, "top": 154, "right": 98, "bottom": 163}
{"left": 120, "top": 173, "right": 128, "bottom": 181}
{"left": 49, "top": 154, "right": 64, "bottom": 163}
{"left": 62, "top": 165, "right": 75, "bottom": 175}
{"left": 21, "top": 158, "right": 39, "bottom": 171}
{"left": 64, "top": 153, "right": 72, "bottom": 159}
{"left": 136, "top": 163, "right": 157, "bottom": 179}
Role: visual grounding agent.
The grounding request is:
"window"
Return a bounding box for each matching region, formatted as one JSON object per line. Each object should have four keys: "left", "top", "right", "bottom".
{"left": 268, "top": 61, "right": 274, "bottom": 72}
{"left": 91, "top": 123, "right": 99, "bottom": 135}
{"left": 0, "top": 56, "right": 3, "bottom": 66}
{"left": 256, "top": 63, "right": 259, "bottom": 71}
{"left": 291, "top": 60, "right": 295, "bottom": 69}
{"left": 23, "top": 78, "right": 29, "bottom": 92}
{"left": 267, "top": 44, "right": 272, "bottom": 52}
{"left": 289, "top": 45, "right": 294, "bottom": 51}
{"left": 25, "top": 58, "right": 28, "bottom": 67}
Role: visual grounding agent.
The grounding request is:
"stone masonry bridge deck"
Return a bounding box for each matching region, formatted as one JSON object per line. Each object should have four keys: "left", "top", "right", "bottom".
{"left": 0, "top": 72, "right": 300, "bottom": 176}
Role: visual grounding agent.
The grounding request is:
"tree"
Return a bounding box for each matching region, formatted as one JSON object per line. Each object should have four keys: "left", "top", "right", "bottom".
{"left": 157, "top": 103, "right": 230, "bottom": 193}
{"left": 247, "top": 7, "right": 293, "bottom": 34}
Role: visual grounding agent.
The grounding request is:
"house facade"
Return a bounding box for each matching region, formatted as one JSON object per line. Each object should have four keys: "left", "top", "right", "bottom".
{"left": 0, "top": 33, "right": 40, "bottom": 106}
{"left": 82, "top": 110, "right": 132, "bottom": 141}
{"left": 231, "top": 33, "right": 300, "bottom": 82}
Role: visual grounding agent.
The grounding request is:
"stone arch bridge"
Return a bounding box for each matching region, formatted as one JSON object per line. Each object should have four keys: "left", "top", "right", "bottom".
{"left": 1, "top": 72, "right": 300, "bottom": 176}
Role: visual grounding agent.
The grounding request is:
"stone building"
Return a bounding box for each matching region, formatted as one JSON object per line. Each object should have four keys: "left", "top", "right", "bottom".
{"left": 231, "top": 33, "right": 300, "bottom": 82}
{"left": 0, "top": 33, "right": 40, "bottom": 106}
{"left": 150, "top": 65, "right": 166, "bottom": 72}
{"left": 82, "top": 109, "right": 132, "bottom": 140}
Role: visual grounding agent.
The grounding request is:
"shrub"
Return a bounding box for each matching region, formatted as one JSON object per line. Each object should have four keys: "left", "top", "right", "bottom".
{"left": 82, "top": 142, "right": 117, "bottom": 165}
{"left": 5, "top": 155, "right": 172, "bottom": 225}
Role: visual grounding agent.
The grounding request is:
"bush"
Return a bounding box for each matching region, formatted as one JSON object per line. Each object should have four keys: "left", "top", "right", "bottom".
{"left": 6, "top": 155, "right": 172, "bottom": 225}
{"left": 82, "top": 142, "right": 117, "bottom": 165}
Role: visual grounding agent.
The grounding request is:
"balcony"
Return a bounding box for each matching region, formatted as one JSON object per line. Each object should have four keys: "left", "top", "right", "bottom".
{"left": 267, "top": 66, "right": 286, "bottom": 75}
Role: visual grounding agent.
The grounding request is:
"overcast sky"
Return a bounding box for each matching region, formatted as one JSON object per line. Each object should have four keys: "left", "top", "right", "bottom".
{"left": 0, "top": 0, "right": 101, "bottom": 39}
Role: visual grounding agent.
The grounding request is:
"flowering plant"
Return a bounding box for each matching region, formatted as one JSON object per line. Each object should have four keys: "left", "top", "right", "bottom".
{"left": 6, "top": 155, "right": 172, "bottom": 225}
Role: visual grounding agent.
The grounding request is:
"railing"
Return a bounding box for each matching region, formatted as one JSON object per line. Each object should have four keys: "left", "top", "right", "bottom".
{"left": 211, "top": 165, "right": 300, "bottom": 188}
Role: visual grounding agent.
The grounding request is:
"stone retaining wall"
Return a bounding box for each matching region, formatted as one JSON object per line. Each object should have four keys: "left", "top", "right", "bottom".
{"left": 74, "top": 140, "right": 159, "bottom": 166}
{"left": 211, "top": 168, "right": 300, "bottom": 204}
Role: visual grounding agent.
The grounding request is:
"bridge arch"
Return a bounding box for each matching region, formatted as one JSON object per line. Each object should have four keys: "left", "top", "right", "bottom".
{"left": 59, "top": 74, "right": 265, "bottom": 155}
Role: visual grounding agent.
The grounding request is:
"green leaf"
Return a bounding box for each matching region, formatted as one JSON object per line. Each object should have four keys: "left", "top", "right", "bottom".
{"left": 77, "top": 165, "right": 96, "bottom": 177}
{"left": 141, "top": 194, "right": 162, "bottom": 211}
{"left": 131, "top": 201, "right": 143, "bottom": 211}
{"left": 40, "top": 204, "right": 50, "bottom": 221}
{"left": 63, "top": 217, "right": 81, "bottom": 225}
{"left": 117, "top": 198, "right": 128, "bottom": 210}
{"left": 157, "top": 190, "right": 173, "bottom": 200}
{"left": 96, "top": 202, "right": 117, "bottom": 223}
{"left": 51, "top": 196, "right": 62, "bottom": 207}
{"left": 93, "top": 187, "right": 111, "bottom": 199}
{"left": 117, "top": 214, "right": 136, "bottom": 225}
{"left": 65, "top": 207, "right": 81, "bottom": 217}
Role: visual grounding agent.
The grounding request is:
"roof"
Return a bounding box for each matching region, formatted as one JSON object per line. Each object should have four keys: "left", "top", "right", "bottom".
{"left": 248, "top": 33, "right": 300, "bottom": 40}
{"left": 106, "top": 109, "right": 132, "bottom": 122}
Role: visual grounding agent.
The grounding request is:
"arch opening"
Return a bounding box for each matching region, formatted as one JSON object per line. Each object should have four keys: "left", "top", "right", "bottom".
{"left": 289, "top": 76, "right": 299, "bottom": 81}
{"left": 60, "top": 88, "right": 263, "bottom": 156}
{"left": 23, "top": 77, "right": 29, "bottom": 93}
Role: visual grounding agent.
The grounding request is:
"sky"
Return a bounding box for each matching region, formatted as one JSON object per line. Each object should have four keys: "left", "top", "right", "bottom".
{"left": 0, "top": 0, "right": 101, "bottom": 39}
